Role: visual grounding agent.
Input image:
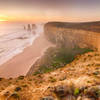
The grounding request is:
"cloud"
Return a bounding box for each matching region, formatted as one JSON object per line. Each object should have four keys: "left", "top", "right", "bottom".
{"left": 0, "top": 0, "right": 99, "bottom": 11}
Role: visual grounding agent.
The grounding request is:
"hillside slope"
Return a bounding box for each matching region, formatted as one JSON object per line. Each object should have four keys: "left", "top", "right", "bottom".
{"left": 0, "top": 51, "right": 100, "bottom": 100}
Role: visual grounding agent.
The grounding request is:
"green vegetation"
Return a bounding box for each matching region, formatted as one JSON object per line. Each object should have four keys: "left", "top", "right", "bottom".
{"left": 34, "top": 65, "right": 53, "bottom": 75}
{"left": 34, "top": 47, "right": 93, "bottom": 75}
{"left": 97, "top": 90, "right": 100, "bottom": 97}
{"left": 74, "top": 88, "right": 80, "bottom": 96}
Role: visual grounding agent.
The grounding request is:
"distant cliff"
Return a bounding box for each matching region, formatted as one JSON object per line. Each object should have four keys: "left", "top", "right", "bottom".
{"left": 44, "top": 21, "right": 100, "bottom": 51}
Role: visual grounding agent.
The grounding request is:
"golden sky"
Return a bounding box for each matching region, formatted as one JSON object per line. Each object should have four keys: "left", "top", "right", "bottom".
{"left": 0, "top": 0, "right": 100, "bottom": 22}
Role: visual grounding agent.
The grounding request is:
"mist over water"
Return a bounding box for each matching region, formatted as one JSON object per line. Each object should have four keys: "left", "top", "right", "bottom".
{"left": 0, "top": 22, "right": 44, "bottom": 66}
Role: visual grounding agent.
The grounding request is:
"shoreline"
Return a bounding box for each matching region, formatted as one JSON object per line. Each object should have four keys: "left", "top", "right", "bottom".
{"left": 0, "top": 33, "right": 53, "bottom": 78}
{"left": 27, "top": 44, "right": 55, "bottom": 76}
{"left": 27, "top": 44, "right": 54, "bottom": 75}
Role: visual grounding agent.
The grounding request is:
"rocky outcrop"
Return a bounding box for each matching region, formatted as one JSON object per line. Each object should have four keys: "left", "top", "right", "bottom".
{"left": 44, "top": 22, "right": 100, "bottom": 51}
{"left": 24, "top": 24, "right": 36, "bottom": 31}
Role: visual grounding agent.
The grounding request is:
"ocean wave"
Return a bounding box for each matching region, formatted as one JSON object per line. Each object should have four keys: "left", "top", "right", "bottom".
{"left": 0, "top": 23, "right": 43, "bottom": 66}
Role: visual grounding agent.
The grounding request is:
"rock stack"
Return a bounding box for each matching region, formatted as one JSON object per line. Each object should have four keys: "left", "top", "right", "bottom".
{"left": 24, "top": 24, "right": 36, "bottom": 31}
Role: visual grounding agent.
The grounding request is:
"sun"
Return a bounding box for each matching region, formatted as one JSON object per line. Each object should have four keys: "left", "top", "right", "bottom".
{"left": 0, "top": 19, "right": 7, "bottom": 21}
{"left": 0, "top": 14, "right": 8, "bottom": 22}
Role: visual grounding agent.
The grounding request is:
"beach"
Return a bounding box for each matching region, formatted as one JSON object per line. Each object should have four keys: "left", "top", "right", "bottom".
{"left": 0, "top": 33, "right": 52, "bottom": 78}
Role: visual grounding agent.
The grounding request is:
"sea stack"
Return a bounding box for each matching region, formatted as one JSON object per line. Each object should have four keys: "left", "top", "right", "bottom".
{"left": 24, "top": 26, "right": 26, "bottom": 30}
{"left": 27, "top": 24, "right": 31, "bottom": 31}
{"left": 32, "top": 24, "right": 36, "bottom": 29}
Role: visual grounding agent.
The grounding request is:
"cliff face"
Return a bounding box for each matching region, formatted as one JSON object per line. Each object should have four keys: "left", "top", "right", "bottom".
{"left": 44, "top": 22, "right": 100, "bottom": 51}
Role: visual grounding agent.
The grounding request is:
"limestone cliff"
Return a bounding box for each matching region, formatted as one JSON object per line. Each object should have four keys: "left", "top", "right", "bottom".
{"left": 0, "top": 22, "right": 100, "bottom": 100}
{"left": 44, "top": 22, "right": 100, "bottom": 51}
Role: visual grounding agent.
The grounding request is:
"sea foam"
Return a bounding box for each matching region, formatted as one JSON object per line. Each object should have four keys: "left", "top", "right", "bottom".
{"left": 0, "top": 23, "right": 43, "bottom": 66}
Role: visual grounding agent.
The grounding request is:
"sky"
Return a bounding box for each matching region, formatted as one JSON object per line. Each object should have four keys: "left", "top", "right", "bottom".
{"left": 0, "top": 0, "right": 100, "bottom": 22}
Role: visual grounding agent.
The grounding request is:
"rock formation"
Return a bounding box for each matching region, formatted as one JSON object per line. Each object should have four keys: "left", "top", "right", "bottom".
{"left": 27, "top": 24, "right": 31, "bottom": 31}
{"left": 32, "top": 24, "right": 36, "bottom": 29}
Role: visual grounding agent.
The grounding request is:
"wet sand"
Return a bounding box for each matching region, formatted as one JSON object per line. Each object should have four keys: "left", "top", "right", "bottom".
{"left": 0, "top": 33, "right": 52, "bottom": 78}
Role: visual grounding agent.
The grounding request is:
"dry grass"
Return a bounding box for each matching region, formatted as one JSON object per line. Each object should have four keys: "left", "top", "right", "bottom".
{"left": 0, "top": 52, "right": 100, "bottom": 99}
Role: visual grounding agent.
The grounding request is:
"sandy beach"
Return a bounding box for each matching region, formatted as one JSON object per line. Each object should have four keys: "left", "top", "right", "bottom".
{"left": 0, "top": 33, "right": 52, "bottom": 78}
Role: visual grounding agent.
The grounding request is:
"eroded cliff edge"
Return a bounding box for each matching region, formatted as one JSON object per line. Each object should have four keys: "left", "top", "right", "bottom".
{"left": 44, "top": 21, "right": 100, "bottom": 51}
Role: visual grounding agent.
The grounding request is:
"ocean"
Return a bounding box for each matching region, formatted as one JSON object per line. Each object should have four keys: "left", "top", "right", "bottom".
{"left": 0, "top": 22, "right": 43, "bottom": 66}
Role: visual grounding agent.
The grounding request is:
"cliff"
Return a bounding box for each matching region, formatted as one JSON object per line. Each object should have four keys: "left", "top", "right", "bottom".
{"left": 0, "top": 52, "right": 100, "bottom": 100}
{"left": 44, "top": 21, "right": 100, "bottom": 51}
{"left": 0, "top": 21, "right": 100, "bottom": 100}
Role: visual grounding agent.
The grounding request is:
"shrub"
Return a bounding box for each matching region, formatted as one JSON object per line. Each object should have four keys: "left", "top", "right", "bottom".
{"left": 95, "top": 64, "right": 100, "bottom": 66}
{"left": 29, "top": 79, "right": 33, "bottom": 81}
{"left": 11, "top": 93, "right": 20, "bottom": 99}
{"left": 93, "top": 71, "right": 99, "bottom": 75}
{"left": 18, "top": 76, "right": 24, "bottom": 80}
{"left": 59, "top": 76, "right": 66, "bottom": 81}
{"left": 8, "top": 82, "right": 12, "bottom": 85}
{"left": 34, "top": 66, "right": 53, "bottom": 75}
{"left": 74, "top": 88, "right": 80, "bottom": 96}
{"left": 0, "top": 78, "right": 3, "bottom": 81}
{"left": 9, "top": 78, "right": 13, "bottom": 80}
{"left": 4, "top": 91, "right": 10, "bottom": 97}
{"left": 16, "top": 80, "right": 18, "bottom": 83}
{"left": 49, "top": 77, "right": 57, "bottom": 83}
{"left": 22, "top": 84, "right": 28, "bottom": 88}
{"left": 97, "top": 90, "right": 100, "bottom": 97}
{"left": 33, "top": 71, "right": 41, "bottom": 76}
{"left": 15, "top": 87, "right": 21, "bottom": 92}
